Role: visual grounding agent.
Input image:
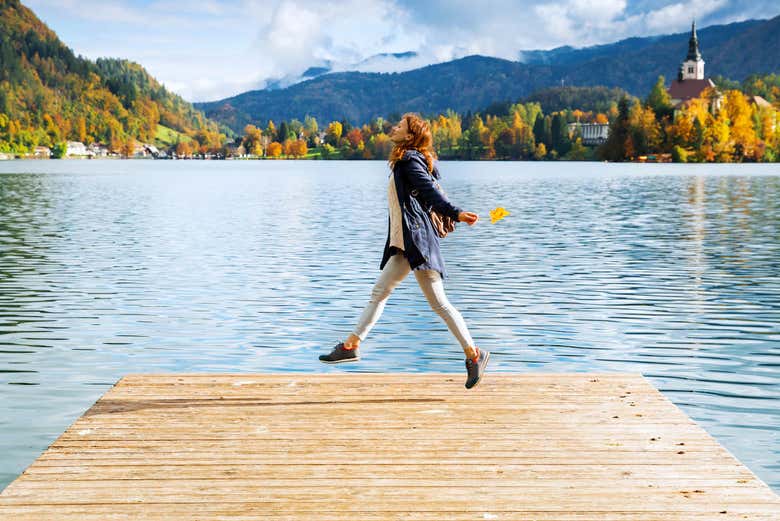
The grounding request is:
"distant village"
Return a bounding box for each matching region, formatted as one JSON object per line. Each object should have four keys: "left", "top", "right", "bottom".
{"left": 0, "top": 141, "right": 184, "bottom": 161}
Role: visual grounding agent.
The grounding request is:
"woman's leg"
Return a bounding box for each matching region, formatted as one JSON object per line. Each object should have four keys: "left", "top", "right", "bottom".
{"left": 413, "top": 268, "right": 479, "bottom": 360}
{"left": 349, "top": 252, "right": 411, "bottom": 345}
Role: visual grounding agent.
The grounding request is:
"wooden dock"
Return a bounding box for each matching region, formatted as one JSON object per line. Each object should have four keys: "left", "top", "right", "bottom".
{"left": 1, "top": 373, "right": 778, "bottom": 520}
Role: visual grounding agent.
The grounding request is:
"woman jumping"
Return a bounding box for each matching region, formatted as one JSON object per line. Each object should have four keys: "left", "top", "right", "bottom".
{"left": 319, "top": 112, "right": 490, "bottom": 389}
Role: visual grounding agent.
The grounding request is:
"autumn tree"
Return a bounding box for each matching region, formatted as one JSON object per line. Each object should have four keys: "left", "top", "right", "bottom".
{"left": 346, "top": 127, "right": 363, "bottom": 149}
{"left": 371, "top": 133, "right": 393, "bottom": 159}
{"left": 722, "top": 90, "right": 757, "bottom": 160}
{"left": 705, "top": 108, "right": 732, "bottom": 161}
{"left": 76, "top": 116, "right": 87, "bottom": 144}
{"left": 121, "top": 139, "right": 136, "bottom": 158}
{"left": 292, "top": 139, "right": 308, "bottom": 158}
{"left": 175, "top": 140, "right": 192, "bottom": 158}
{"left": 326, "top": 121, "right": 343, "bottom": 146}
{"left": 509, "top": 108, "right": 535, "bottom": 159}
{"left": 243, "top": 124, "right": 263, "bottom": 156}
{"left": 628, "top": 103, "right": 662, "bottom": 155}
{"left": 283, "top": 138, "right": 294, "bottom": 157}
{"left": 267, "top": 141, "right": 282, "bottom": 158}
{"left": 266, "top": 120, "right": 277, "bottom": 142}
{"left": 534, "top": 142, "right": 547, "bottom": 160}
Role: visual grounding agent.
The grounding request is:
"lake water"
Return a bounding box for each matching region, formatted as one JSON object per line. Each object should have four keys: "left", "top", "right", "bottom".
{"left": 0, "top": 159, "right": 778, "bottom": 494}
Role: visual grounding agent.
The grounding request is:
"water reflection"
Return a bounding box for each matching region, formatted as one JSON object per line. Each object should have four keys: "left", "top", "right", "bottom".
{"left": 0, "top": 160, "right": 778, "bottom": 493}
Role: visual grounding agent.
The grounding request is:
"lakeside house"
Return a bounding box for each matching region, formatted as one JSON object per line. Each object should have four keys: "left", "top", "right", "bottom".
{"left": 33, "top": 146, "right": 51, "bottom": 158}
{"left": 668, "top": 22, "right": 723, "bottom": 113}
{"left": 66, "top": 141, "right": 88, "bottom": 157}
{"left": 87, "top": 143, "right": 110, "bottom": 157}
{"left": 129, "top": 143, "right": 168, "bottom": 159}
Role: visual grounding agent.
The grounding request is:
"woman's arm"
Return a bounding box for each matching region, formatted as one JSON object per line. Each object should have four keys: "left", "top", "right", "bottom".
{"left": 402, "top": 156, "right": 463, "bottom": 222}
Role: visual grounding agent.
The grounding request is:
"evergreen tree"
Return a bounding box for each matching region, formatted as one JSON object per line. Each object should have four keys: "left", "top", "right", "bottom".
{"left": 543, "top": 115, "right": 553, "bottom": 148}
{"left": 551, "top": 113, "right": 571, "bottom": 156}
{"left": 599, "top": 97, "right": 632, "bottom": 161}
{"left": 532, "top": 114, "right": 545, "bottom": 148}
{"left": 0, "top": 88, "right": 8, "bottom": 114}
{"left": 339, "top": 118, "right": 352, "bottom": 135}
{"left": 277, "top": 121, "right": 289, "bottom": 142}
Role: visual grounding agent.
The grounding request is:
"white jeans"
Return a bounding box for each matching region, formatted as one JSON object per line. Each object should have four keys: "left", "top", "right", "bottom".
{"left": 352, "top": 251, "right": 477, "bottom": 358}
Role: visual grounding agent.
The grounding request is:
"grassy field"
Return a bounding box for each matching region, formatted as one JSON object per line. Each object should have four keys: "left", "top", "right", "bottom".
{"left": 155, "top": 125, "right": 192, "bottom": 147}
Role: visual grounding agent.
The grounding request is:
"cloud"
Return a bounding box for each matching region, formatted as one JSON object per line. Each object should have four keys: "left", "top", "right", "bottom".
{"left": 248, "top": 0, "right": 419, "bottom": 80}
{"left": 23, "top": 0, "right": 780, "bottom": 102}
{"left": 530, "top": 0, "right": 733, "bottom": 45}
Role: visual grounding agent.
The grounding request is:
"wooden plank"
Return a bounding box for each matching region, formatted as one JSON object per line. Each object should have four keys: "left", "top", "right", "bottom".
{"left": 0, "top": 508, "right": 778, "bottom": 521}
{"left": 1, "top": 373, "right": 777, "bottom": 520}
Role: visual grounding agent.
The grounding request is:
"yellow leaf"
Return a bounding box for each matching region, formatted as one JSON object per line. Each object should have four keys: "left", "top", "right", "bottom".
{"left": 489, "top": 206, "right": 510, "bottom": 224}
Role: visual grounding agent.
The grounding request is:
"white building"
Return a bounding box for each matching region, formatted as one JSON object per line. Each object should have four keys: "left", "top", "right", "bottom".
{"left": 66, "top": 141, "right": 88, "bottom": 157}
{"left": 143, "top": 144, "right": 160, "bottom": 157}
{"left": 567, "top": 122, "right": 610, "bottom": 146}
{"left": 87, "top": 143, "right": 109, "bottom": 157}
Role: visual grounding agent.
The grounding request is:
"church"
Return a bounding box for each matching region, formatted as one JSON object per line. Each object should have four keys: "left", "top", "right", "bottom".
{"left": 667, "top": 21, "right": 721, "bottom": 111}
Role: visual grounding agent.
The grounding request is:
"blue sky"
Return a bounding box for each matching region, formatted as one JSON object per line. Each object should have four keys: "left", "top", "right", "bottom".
{"left": 24, "top": 0, "right": 780, "bottom": 103}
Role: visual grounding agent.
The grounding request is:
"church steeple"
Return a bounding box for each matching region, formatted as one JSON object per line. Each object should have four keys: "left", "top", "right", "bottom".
{"left": 680, "top": 19, "right": 705, "bottom": 80}
{"left": 686, "top": 20, "right": 702, "bottom": 61}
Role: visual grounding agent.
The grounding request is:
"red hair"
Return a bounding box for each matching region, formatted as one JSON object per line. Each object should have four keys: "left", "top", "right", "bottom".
{"left": 387, "top": 112, "right": 437, "bottom": 174}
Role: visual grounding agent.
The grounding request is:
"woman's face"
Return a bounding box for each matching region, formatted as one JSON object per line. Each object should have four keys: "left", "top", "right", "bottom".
{"left": 389, "top": 118, "right": 412, "bottom": 144}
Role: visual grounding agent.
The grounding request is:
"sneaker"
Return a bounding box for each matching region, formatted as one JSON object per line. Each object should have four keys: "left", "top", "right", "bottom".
{"left": 465, "top": 348, "right": 490, "bottom": 389}
{"left": 319, "top": 342, "right": 361, "bottom": 364}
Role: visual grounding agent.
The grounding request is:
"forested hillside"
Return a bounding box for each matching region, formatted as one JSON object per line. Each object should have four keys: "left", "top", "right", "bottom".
{"left": 0, "top": 0, "right": 225, "bottom": 155}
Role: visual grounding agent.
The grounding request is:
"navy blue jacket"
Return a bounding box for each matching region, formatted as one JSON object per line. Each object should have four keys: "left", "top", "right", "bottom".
{"left": 380, "top": 149, "right": 464, "bottom": 280}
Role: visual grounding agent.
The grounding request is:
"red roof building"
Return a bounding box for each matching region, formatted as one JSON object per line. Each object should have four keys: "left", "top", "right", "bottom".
{"left": 668, "top": 78, "right": 716, "bottom": 103}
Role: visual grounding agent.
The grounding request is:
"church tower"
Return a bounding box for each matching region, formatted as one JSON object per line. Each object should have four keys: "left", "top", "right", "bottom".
{"left": 668, "top": 19, "right": 720, "bottom": 111}
{"left": 680, "top": 21, "right": 705, "bottom": 80}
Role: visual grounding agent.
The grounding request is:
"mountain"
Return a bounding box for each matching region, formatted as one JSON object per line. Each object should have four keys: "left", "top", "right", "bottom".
{"left": 198, "top": 55, "right": 549, "bottom": 132}
{"left": 0, "top": 0, "right": 224, "bottom": 153}
{"left": 197, "top": 16, "right": 780, "bottom": 131}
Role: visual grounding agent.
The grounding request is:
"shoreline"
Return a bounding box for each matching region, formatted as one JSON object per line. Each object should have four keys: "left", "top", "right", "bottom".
{"left": 0, "top": 156, "right": 769, "bottom": 164}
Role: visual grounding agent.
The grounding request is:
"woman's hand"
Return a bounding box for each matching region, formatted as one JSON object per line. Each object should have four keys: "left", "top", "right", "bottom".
{"left": 457, "top": 211, "right": 479, "bottom": 225}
